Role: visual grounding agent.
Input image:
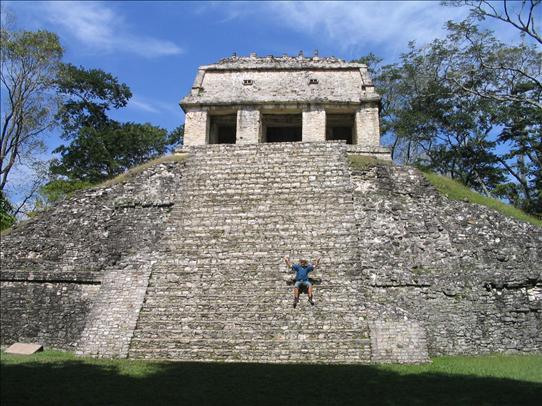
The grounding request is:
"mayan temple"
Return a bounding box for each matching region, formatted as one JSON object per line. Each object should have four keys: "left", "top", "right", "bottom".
{"left": 1, "top": 54, "right": 540, "bottom": 364}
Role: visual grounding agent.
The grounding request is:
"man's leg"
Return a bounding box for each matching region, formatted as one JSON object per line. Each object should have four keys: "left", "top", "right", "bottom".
{"left": 293, "top": 286, "right": 300, "bottom": 308}
{"left": 308, "top": 283, "right": 315, "bottom": 305}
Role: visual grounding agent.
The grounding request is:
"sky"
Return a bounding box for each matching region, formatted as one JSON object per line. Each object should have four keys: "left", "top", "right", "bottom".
{"left": 1, "top": 1, "right": 523, "bottom": 204}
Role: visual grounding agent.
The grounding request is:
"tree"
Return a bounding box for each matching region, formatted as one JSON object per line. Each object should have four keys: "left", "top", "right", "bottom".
{"left": 55, "top": 63, "right": 132, "bottom": 138}
{"left": 0, "top": 28, "right": 63, "bottom": 191}
{"left": 359, "top": 13, "right": 541, "bottom": 216}
{"left": 50, "top": 122, "right": 181, "bottom": 183}
{"left": 450, "top": 0, "right": 541, "bottom": 45}
{"left": 0, "top": 190, "right": 16, "bottom": 231}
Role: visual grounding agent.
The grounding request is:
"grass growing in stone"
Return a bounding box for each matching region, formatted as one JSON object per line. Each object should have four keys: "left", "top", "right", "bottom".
{"left": 2, "top": 351, "right": 541, "bottom": 406}
{"left": 97, "top": 153, "right": 188, "bottom": 189}
{"left": 348, "top": 154, "right": 393, "bottom": 170}
{"left": 422, "top": 171, "right": 542, "bottom": 228}
{"left": 347, "top": 154, "right": 541, "bottom": 228}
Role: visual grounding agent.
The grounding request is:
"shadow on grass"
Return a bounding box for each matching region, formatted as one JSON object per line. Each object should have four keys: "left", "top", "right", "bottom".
{"left": 2, "top": 359, "right": 541, "bottom": 406}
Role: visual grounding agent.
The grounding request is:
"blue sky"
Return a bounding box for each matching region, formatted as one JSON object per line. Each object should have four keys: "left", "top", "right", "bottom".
{"left": 2, "top": 1, "right": 520, "bottom": 203}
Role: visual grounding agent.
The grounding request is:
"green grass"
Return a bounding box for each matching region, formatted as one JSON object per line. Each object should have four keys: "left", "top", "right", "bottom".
{"left": 422, "top": 171, "right": 542, "bottom": 228}
{"left": 2, "top": 351, "right": 541, "bottom": 405}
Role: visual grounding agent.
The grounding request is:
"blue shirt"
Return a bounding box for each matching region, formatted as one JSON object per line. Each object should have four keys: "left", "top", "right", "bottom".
{"left": 292, "top": 264, "right": 314, "bottom": 281}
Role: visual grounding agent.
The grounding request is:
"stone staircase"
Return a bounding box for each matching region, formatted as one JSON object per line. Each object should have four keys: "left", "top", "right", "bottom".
{"left": 128, "top": 142, "right": 371, "bottom": 363}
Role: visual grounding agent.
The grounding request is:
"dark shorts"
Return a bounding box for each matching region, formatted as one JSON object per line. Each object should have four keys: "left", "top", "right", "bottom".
{"left": 294, "top": 280, "right": 312, "bottom": 289}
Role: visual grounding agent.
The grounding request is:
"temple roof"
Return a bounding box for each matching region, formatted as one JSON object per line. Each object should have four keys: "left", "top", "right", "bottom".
{"left": 180, "top": 53, "right": 380, "bottom": 109}
{"left": 208, "top": 54, "right": 367, "bottom": 70}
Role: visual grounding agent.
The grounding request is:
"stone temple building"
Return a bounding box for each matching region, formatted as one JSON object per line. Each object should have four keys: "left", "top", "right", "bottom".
{"left": 1, "top": 54, "right": 540, "bottom": 364}
{"left": 180, "top": 52, "right": 390, "bottom": 159}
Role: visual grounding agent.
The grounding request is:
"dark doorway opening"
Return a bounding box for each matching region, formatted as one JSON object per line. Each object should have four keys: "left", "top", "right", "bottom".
{"left": 209, "top": 114, "right": 237, "bottom": 144}
{"left": 326, "top": 114, "right": 354, "bottom": 144}
{"left": 266, "top": 127, "right": 302, "bottom": 143}
{"left": 263, "top": 114, "right": 302, "bottom": 143}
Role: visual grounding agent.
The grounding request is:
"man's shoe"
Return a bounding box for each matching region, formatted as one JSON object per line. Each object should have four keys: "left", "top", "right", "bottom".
{"left": 309, "top": 297, "right": 315, "bottom": 306}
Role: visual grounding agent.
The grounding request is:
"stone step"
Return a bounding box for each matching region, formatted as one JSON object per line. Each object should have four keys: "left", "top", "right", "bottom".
{"left": 128, "top": 143, "right": 367, "bottom": 362}
{"left": 131, "top": 329, "right": 369, "bottom": 341}
{"left": 145, "top": 280, "right": 361, "bottom": 287}
{"left": 141, "top": 289, "right": 363, "bottom": 298}
{"left": 136, "top": 309, "right": 366, "bottom": 322}
{"left": 128, "top": 341, "right": 371, "bottom": 362}
{"left": 128, "top": 353, "right": 371, "bottom": 364}
{"left": 129, "top": 336, "right": 370, "bottom": 346}
{"left": 137, "top": 308, "right": 363, "bottom": 319}
{"left": 140, "top": 293, "right": 363, "bottom": 303}
{"left": 133, "top": 319, "right": 368, "bottom": 329}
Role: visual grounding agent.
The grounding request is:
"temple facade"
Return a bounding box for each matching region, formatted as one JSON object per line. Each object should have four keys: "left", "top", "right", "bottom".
{"left": 180, "top": 53, "right": 389, "bottom": 157}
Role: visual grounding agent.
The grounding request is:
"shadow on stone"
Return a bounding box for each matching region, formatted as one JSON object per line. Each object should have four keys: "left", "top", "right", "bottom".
{"left": 2, "top": 358, "right": 541, "bottom": 406}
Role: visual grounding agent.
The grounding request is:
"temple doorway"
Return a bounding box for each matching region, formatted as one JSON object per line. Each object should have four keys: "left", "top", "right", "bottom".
{"left": 326, "top": 114, "right": 355, "bottom": 144}
{"left": 209, "top": 114, "right": 237, "bottom": 144}
{"left": 263, "top": 113, "right": 302, "bottom": 143}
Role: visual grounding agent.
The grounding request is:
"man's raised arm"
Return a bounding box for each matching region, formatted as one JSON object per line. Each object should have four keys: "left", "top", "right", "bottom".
{"left": 283, "top": 256, "right": 293, "bottom": 268}
{"left": 312, "top": 258, "right": 321, "bottom": 269}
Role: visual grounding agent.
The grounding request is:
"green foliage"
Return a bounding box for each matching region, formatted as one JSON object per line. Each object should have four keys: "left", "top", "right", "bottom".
{"left": 39, "top": 179, "right": 94, "bottom": 204}
{"left": 0, "top": 29, "right": 63, "bottom": 63}
{"left": 2, "top": 351, "right": 541, "bottom": 405}
{"left": 167, "top": 124, "right": 184, "bottom": 148}
{"left": 50, "top": 122, "right": 175, "bottom": 183}
{"left": 0, "top": 28, "right": 63, "bottom": 191}
{"left": 422, "top": 171, "right": 542, "bottom": 227}
{"left": 0, "top": 191, "right": 16, "bottom": 231}
{"left": 55, "top": 63, "right": 132, "bottom": 138}
{"left": 356, "top": 11, "right": 542, "bottom": 218}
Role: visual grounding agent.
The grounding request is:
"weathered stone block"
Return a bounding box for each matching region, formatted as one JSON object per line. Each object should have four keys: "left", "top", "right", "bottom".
{"left": 302, "top": 106, "right": 326, "bottom": 142}
{"left": 236, "top": 108, "right": 261, "bottom": 144}
{"left": 184, "top": 110, "right": 208, "bottom": 145}
{"left": 355, "top": 104, "right": 380, "bottom": 146}
{"left": 5, "top": 343, "right": 43, "bottom": 355}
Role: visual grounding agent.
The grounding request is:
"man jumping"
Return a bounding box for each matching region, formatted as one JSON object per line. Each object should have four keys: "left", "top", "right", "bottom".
{"left": 283, "top": 256, "right": 320, "bottom": 308}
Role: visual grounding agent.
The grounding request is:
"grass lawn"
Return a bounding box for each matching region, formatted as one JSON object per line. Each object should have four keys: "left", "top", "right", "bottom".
{"left": 1, "top": 351, "right": 541, "bottom": 406}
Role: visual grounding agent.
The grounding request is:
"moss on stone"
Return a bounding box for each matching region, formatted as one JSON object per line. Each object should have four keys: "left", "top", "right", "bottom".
{"left": 348, "top": 154, "right": 393, "bottom": 170}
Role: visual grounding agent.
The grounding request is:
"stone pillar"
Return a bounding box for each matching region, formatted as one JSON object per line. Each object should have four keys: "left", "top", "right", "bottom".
{"left": 236, "top": 107, "right": 261, "bottom": 144}
{"left": 302, "top": 106, "right": 326, "bottom": 142}
{"left": 355, "top": 103, "right": 380, "bottom": 146}
{"left": 184, "top": 110, "right": 208, "bottom": 145}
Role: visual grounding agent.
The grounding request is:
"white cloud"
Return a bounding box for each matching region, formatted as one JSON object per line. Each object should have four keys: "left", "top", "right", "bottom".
{"left": 276, "top": 2, "right": 467, "bottom": 46}
{"left": 128, "top": 95, "right": 181, "bottom": 116}
{"left": 26, "top": 1, "right": 183, "bottom": 57}
{"left": 129, "top": 96, "right": 160, "bottom": 114}
{"left": 214, "top": 1, "right": 472, "bottom": 57}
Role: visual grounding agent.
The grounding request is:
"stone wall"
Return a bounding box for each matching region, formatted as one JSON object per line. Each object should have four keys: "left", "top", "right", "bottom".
{"left": 1, "top": 144, "right": 540, "bottom": 362}
{"left": 0, "top": 272, "right": 100, "bottom": 350}
{"left": 195, "top": 69, "right": 373, "bottom": 104}
{"left": 350, "top": 161, "right": 542, "bottom": 356}
{"left": 369, "top": 320, "right": 430, "bottom": 363}
{"left": 0, "top": 158, "right": 188, "bottom": 349}
{"left": 76, "top": 255, "right": 156, "bottom": 358}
